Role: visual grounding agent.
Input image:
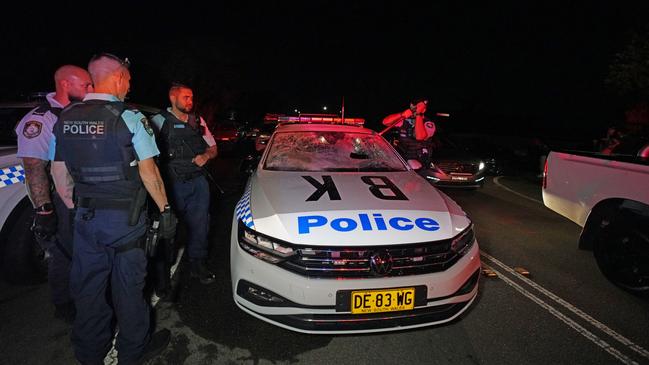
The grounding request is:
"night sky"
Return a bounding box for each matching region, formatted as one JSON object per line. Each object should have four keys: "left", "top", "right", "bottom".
{"left": 2, "top": 1, "right": 648, "bottom": 139}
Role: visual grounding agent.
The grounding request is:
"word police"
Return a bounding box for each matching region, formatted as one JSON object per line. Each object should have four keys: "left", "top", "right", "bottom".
{"left": 63, "top": 121, "right": 105, "bottom": 135}
{"left": 298, "top": 213, "right": 440, "bottom": 234}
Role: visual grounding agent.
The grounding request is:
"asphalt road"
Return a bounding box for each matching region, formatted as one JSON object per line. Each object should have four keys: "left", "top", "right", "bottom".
{"left": 1, "top": 158, "right": 648, "bottom": 365}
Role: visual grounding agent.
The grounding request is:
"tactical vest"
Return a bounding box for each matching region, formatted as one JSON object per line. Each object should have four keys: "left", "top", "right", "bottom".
{"left": 34, "top": 102, "right": 62, "bottom": 118}
{"left": 156, "top": 110, "right": 208, "bottom": 180}
{"left": 54, "top": 100, "right": 142, "bottom": 200}
{"left": 397, "top": 117, "right": 433, "bottom": 162}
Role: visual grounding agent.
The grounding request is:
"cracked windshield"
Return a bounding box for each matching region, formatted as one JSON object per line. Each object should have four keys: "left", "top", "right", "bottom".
{"left": 264, "top": 131, "right": 407, "bottom": 172}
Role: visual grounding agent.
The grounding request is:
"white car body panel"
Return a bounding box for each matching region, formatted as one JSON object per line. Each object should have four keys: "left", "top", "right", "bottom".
{"left": 0, "top": 147, "right": 27, "bottom": 231}
{"left": 542, "top": 151, "right": 649, "bottom": 227}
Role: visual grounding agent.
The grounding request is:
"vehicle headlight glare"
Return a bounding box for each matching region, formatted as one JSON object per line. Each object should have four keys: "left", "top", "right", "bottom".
{"left": 238, "top": 221, "right": 296, "bottom": 263}
{"left": 479, "top": 162, "right": 485, "bottom": 170}
{"left": 451, "top": 225, "right": 475, "bottom": 256}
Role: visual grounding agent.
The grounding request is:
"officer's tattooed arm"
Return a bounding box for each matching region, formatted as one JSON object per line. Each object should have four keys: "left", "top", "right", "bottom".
{"left": 51, "top": 161, "right": 75, "bottom": 209}
{"left": 22, "top": 157, "right": 52, "bottom": 208}
{"left": 138, "top": 158, "right": 169, "bottom": 212}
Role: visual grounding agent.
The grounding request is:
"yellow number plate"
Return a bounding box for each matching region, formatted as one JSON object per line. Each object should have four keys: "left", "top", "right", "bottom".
{"left": 350, "top": 287, "right": 415, "bottom": 314}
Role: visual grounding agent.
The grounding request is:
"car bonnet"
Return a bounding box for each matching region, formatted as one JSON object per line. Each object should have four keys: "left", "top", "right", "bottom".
{"left": 235, "top": 170, "right": 471, "bottom": 246}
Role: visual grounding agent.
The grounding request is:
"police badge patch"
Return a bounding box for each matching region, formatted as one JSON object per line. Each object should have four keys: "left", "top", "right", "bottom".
{"left": 23, "top": 120, "right": 43, "bottom": 139}
{"left": 141, "top": 117, "right": 154, "bottom": 136}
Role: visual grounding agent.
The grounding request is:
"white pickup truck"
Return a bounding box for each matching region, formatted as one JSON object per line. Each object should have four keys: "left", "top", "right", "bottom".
{"left": 542, "top": 149, "right": 649, "bottom": 294}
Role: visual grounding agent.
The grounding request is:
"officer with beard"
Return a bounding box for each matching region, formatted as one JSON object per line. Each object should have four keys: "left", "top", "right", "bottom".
{"left": 151, "top": 83, "right": 218, "bottom": 289}
{"left": 15, "top": 65, "right": 93, "bottom": 323}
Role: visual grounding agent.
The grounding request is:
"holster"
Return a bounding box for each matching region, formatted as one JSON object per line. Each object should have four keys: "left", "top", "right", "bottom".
{"left": 144, "top": 220, "right": 160, "bottom": 258}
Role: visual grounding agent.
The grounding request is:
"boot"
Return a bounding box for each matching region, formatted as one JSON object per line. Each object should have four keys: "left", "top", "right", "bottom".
{"left": 190, "top": 260, "right": 216, "bottom": 285}
{"left": 135, "top": 329, "right": 171, "bottom": 365}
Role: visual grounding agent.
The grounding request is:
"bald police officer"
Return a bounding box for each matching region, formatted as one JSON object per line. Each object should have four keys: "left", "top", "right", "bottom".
{"left": 50, "top": 53, "right": 176, "bottom": 365}
{"left": 15, "top": 65, "right": 93, "bottom": 323}
{"left": 151, "top": 83, "right": 218, "bottom": 286}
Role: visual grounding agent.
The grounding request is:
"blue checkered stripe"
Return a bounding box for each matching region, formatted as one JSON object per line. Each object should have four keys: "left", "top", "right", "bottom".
{"left": 0, "top": 165, "right": 25, "bottom": 188}
{"left": 235, "top": 181, "right": 255, "bottom": 229}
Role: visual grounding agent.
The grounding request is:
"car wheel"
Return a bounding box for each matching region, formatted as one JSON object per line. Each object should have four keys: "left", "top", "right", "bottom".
{"left": 593, "top": 210, "right": 649, "bottom": 294}
{"left": 0, "top": 201, "right": 48, "bottom": 285}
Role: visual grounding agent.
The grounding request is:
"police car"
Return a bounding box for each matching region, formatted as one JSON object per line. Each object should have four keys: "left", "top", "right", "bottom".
{"left": 231, "top": 115, "right": 481, "bottom": 334}
{"left": 0, "top": 101, "right": 47, "bottom": 284}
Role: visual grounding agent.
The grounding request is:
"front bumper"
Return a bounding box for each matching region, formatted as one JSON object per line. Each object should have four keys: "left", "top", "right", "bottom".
{"left": 418, "top": 168, "right": 485, "bottom": 188}
{"left": 230, "top": 216, "right": 481, "bottom": 334}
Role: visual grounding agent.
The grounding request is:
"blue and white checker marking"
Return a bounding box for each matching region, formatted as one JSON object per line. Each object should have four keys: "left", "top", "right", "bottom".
{"left": 0, "top": 165, "right": 25, "bottom": 189}
{"left": 235, "top": 181, "right": 255, "bottom": 229}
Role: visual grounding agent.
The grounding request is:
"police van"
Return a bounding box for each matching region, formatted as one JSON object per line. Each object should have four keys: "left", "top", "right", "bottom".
{"left": 0, "top": 100, "right": 160, "bottom": 285}
{"left": 231, "top": 114, "right": 481, "bottom": 334}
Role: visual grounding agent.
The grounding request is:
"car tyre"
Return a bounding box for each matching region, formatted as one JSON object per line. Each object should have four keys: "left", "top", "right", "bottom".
{"left": 0, "top": 200, "right": 48, "bottom": 285}
{"left": 593, "top": 210, "right": 649, "bottom": 295}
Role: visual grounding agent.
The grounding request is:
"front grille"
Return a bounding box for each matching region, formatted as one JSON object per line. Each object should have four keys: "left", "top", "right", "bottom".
{"left": 279, "top": 238, "right": 465, "bottom": 278}
{"left": 435, "top": 161, "right": 477, "bottom": 174}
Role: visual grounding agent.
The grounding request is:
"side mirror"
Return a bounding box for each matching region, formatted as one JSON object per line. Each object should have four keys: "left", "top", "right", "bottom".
{"left": 407, "top": 159, "right": 423, "bottom": 170}
{"left": 240, "top": 154, "right": 260, "bottom": 175}
{"left": 255, "top": 139, "right": 268, "bottom": 152}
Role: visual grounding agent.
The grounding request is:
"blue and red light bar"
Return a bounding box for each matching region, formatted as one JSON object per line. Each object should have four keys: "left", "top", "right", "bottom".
{"left": 264, "top": 113, "right": 365, "bottom": 126}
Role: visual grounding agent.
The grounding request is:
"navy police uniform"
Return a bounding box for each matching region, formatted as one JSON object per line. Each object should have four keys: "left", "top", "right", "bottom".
{"left": 15, "top": 92, "right": 74, "bottom": 308}
{"left": 51, "top": 93, "right": 159, "bottom": 364}
{"left": 396, "top": 116, "right": 436, "bottom": 165}
{"left": 151, "top": 110, "right": 214, "bottom": 263}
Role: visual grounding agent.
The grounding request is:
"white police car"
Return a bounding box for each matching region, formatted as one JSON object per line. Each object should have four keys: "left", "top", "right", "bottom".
{"left": 0, "top": 101, "right": 47, "bottom": 284}
{"left": 231, "top": 115, "right": 481, "bottom": 334}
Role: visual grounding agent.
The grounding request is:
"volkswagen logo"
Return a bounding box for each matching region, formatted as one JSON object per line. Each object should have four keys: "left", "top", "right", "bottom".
{"left": 370, "top": 251, "right": 393, "bottom": 276}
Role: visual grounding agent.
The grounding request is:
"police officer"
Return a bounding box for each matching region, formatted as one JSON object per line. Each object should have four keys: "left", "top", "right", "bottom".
{"left": 382, "top": 98, "right": 436, "bottom": 166}
{"left": 15, "top": 65, "right": 93, "bottom": 323}
{"left": 50, "top": 53, "right": 176, "bottom": 365}
{"left": 151, "top": 83, "right": 218, "bottom": 286}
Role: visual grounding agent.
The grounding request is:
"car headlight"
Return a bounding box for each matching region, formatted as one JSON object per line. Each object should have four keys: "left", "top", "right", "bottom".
{"left": 238, "top": 220, "right": 296, "bottom": 264}
{"left": 450, "top": 225, "right": 475, "bottom": 256}
{"left": 478, "top": 162, "right": 485, "bottom": 170}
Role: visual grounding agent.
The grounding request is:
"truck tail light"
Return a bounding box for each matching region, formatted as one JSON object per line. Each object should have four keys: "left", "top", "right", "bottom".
{"left": 542, "top": 158, "right": 548, "bottom": 189}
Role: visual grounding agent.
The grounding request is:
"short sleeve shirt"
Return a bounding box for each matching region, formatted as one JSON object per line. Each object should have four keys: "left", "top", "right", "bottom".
{"left": 16, "top": 92, "right": 63, "bottom": 161}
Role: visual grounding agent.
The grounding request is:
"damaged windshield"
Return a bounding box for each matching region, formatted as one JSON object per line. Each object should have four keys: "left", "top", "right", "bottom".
{"left": 263, "top": 131, "right": 407, "bottom": 172}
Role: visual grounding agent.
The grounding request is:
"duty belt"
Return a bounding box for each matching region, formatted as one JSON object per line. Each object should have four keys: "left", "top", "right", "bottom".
{"left": 76, "top": 197, "right": 132, "bottom": 210}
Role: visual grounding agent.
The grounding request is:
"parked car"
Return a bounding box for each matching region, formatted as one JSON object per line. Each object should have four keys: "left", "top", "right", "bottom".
{"left": 213, "top": 120, "right": 246, "bottom": 154}
{"left": 543, "top": 150, "right": 649, "bottom": 293}
{"left": 414, "top": 134, "right": 487, "bottom": 188}
{"left": 0, "top": 101, "right": 47, "bottom": 284}
{"left": 231, "top": 116, "right": 480, "bottom": 333}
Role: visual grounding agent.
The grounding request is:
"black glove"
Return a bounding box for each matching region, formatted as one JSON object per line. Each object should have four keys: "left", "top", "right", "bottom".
{"left": 158, "top": 205, "right": 178, "bottom": 240}
{"left": 32, "top": 211, "right": 58, "bottom": 240}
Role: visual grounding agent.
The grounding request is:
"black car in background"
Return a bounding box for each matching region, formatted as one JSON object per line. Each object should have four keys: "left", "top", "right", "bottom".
{"left": 419, "top": 134, "right": 487, "bottom": 188}
{"left": 384, "top": 131, "right": 486, "bottom": 188}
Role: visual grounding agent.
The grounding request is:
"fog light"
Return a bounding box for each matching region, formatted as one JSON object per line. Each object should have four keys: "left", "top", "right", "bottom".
{"left": 238, "top": 280, "right": 288, "bottom": 307}
{"left": 248, "top": 286, "right": 284, "bottom": 303}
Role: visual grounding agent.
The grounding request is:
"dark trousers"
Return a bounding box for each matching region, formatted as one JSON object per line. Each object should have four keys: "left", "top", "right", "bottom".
{"left": 70, "top": 207, "right": 149, "bottom": 365}
{"left": 167, "top": 175, "right": 210, "bottom": 261}
{"left": 35, "top": 193, "right": 73, "bottom": 306}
